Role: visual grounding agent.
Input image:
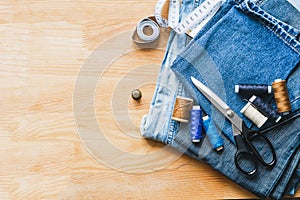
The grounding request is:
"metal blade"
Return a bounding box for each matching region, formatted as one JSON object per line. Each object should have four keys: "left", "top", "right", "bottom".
{"left": 191, "top": 76, "right": 243, "bottom": 131}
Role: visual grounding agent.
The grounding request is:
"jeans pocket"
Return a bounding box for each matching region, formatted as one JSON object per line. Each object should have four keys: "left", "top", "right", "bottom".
{"left": 237, "top": 0, "right": 300, "bottom": 116}
{"left": 238, "top": 0, "right": 300, "bottom": 54}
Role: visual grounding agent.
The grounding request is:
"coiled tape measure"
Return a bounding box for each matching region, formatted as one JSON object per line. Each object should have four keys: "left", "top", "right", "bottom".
{"left": 132, "top": 16, "right": 161, "bottom": 44}
{"left": 133, "top": 0, "right": 223, "bottom": 43}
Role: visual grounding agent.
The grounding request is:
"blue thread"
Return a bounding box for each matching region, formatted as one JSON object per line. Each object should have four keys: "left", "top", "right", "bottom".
{"left": 235, "top": 84, "right": 271, "bottom": 96}
{"left": 203, "top": 115, "right": 224, "bottom": 151}
{"left": 189, "top": 106, "right": 203, "bottom": 142}
{"left": 250, "top": 95, "right": 282, "bottom": 123}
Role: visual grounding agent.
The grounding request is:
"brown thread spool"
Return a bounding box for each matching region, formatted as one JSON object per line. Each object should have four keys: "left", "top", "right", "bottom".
{"left": 272, "top": 79, "right": 292, "bottom": 115}
{"left": 172, "top": 96, "right": 194, "bottom": 123}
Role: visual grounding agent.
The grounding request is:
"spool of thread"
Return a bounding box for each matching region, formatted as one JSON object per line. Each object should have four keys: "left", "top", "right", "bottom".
{"left": 189, "top": 106, "right": 204, "bottom": 143}
{"left": 272, "top": 79, "right": 292, "bottom": 115}
{"left": 249, "top": 95, "right": 281, "bottom": 123}
{"left": 171, "top": 96, "right": 194, "bottom": 123}
{"left": 235, "top": 84, "right": 272, "bottom": 96}
{"left": 240, "top": 102, "right": 268, "bottom": 128}
{"left": 202, "top": 115, "right": 224, "bottom": 152}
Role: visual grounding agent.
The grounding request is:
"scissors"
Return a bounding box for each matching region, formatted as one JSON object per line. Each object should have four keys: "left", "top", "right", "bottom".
{"left": 191, "top": 77, "right": 277, "bottom": 175}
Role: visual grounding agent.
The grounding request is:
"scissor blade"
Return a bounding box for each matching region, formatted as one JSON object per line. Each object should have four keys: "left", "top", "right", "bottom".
{"left": 191, "top": 76, "right": 229, "bottom": 113}
{"left": 191, "top": 76, "right": 243, "bottom": 131}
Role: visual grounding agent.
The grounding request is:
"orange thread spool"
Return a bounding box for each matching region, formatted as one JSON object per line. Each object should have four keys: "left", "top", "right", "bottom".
{"left": 171, "top": 96, "right": 193, "bottom": 123}
{"left": 272, "top": 79, "right": 292, "bottom": 115}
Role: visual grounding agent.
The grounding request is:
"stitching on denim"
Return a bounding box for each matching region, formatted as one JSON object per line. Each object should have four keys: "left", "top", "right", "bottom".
{"left": 177, "top": 82, "right": 183, "bottom": 96}
{"left": 239, "top": 0, "right": 300, "bottom": 55}
{"left": 265, "top": 128, "right": 300, "bottom": 196}
{"left": 168, "top": 120, "right": 175, "bottom": 144}
{"left": 167, "top": 0, "right": 200, "bottom": 145}
{"left": 271, "top": 152, "right": 300, "bottom": 198}
{"left": 167, "top": 92, "right": 179, "bottom": 144}
{"left": 245, "top": 1, "right": 300, "bottom": 53}
{"left": 234, "top": 0, "right": 243, "bottom": 4}
{"left": 254, "top": 0, "right": 264, "bottom": 6}
{"left": 277, "top": 20, "right": 299, "bottom": 38}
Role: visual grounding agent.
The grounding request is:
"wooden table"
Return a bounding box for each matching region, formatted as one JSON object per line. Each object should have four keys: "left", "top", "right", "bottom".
{"left": 1, "top": 0, "right": 299, "bottom": 199}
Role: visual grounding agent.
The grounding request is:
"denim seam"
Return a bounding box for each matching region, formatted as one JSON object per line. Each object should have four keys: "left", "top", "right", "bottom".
{"left": 266, "top": 25, "right": 300, "bottom": 55}
{"left": 240, "top": 0, "right": 300, "bottom": 54}
{"left": 254, "top": 0, "right": 264, "bottom": 6}
{"left": 166, "top": 0, "right": 198, "bottom": 145}
{"left": 288, "top": 60, "right": 300, "bottom": 113}
{"left": 177, "top": 81, "right": 183, "bottom": 96}
{"left": 168, "top": 119, "right": 175, "bottom": 144}
{"left": 167, "top": 92, "right": 179, "bottom": 144}
{"left": 271, "top": 147, "right": 300, "bottom": 199}
{"left": 265, "top": 128, "right": 300, "bottom": 196}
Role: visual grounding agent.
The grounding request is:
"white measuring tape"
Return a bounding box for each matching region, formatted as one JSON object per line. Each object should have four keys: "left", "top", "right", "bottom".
{"left": 154, "top": 0, "right": 223, "bottom": 36}
{"left": 186, "top": 0, "right": 223, "bottom": 38}
{"left": 174, "top": 0, "right": 223, "bottom": 34}
{"left": 155, "top": 0, "right": 179, "bottom": 28}
{"left": 168, "top": 0, "right": 181, "bottom": 29}
{"left": 132, "top": 16, "right": 161, "bottom": 44}
{"left": 133, "top": 0, "right": 223, "bottom": 43}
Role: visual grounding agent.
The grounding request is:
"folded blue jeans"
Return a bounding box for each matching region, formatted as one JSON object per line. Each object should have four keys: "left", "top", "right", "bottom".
{"left": 141, "top": 0, "right": 300, "bottom": 199}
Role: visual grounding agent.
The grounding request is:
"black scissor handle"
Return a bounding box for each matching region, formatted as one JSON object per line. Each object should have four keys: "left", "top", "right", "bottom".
{"left": 234, "top": 134, "right": 258, "bottom": 176}
{"left": 245, "top": 132, "right": 277, "bottom": 167}
{"left": 242, "top": 123, "right": 277, "bottom": 167}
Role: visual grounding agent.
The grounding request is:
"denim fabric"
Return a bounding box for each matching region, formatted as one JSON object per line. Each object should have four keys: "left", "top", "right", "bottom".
{"left": 141, "top": 0, "right": 300, "bottom": 199}
{"left": 140, "top": 0, "right": 197, "bottom": 145}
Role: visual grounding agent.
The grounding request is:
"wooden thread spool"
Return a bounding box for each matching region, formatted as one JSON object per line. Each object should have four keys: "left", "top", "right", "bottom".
{"left": 172, "top": 96, "right": 193, "bottom": 123}
{"left": 272, "top": 79, "right": 292, "bottom": 115}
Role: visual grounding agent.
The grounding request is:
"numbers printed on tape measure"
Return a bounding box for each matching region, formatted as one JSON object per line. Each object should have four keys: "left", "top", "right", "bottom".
{"left": 168, "top": 0, "right": 181, "bottom": 29}
{"left": 155, "top": 0, "right": 169, "bottom": 28}
{"left": 186, "top": 0, "right": 223, "bottom": 38}
{"left": 134, "top": 0, "right": 223, "bottom": 43}
{"left": 174, "top": 0, "right": 223, "bottom": 34}
{"left": 154, "top": 0, "right": 223, "bottom": 37}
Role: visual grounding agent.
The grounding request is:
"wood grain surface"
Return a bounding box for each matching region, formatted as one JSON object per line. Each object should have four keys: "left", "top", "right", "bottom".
{"left": 0, "top": 0, "right": 299, "bottom": 199}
